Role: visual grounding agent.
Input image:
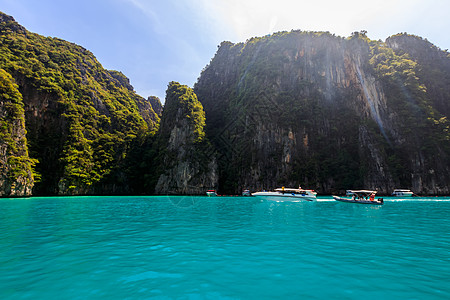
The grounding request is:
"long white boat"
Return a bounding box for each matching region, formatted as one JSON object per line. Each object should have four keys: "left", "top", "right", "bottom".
{"left": 252, "top": 187, "right": 317, "bottom": 201}
{"left": 333, "top": 190, "right": 383, "bottom": 205}
{"left": 392, "top": 189, "right": 414, "bottom": 197}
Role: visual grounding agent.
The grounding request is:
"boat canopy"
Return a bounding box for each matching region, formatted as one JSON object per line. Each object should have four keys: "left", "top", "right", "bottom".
{"left": 347, "top": 190, "right": 377, "bottom": 196}
{"left": 274, "top": 187, "right": 314, "bottom": 193}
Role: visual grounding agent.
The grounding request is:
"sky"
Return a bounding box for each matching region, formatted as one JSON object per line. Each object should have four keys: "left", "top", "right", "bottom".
{"left": 0, "top": 0, "right": 449, "bottom": 102}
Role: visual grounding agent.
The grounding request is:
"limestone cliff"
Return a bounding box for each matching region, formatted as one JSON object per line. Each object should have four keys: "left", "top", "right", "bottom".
{"left": 195, "top": 31, "right": 450, "bottom": 195}
{"left": 155, "top": 82, "right": 217, "bottom": 194}
{"left": 0, "top": 11, "right": 159, "bottom": 196}
{"left": 0, "top": 69, "right": 35, "bottom": 196}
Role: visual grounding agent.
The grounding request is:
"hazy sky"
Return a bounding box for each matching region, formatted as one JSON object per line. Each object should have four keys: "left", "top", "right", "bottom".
{"left": 0, "top": 0, "right": 448, "bottom": 102}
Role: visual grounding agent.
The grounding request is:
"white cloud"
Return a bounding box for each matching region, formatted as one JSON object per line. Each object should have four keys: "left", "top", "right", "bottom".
{"left": 188, "top": 0, "right": 448, "bottom": 48}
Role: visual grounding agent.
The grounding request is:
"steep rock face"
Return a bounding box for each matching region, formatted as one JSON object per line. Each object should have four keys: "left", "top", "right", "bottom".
{"left": 148, "top": 96, "right": 163, "bottom": 116}
{"left": 195, "top": 31, "right": 450, "bottom": 194}
{"left": 11, "top": 73, "right": 69, "bottom": 195}
{"left": 155, "top": 82, "right": 217, "bottom": 194}
{"left": 0, "top": 69, "right": 35, "bottom": 196}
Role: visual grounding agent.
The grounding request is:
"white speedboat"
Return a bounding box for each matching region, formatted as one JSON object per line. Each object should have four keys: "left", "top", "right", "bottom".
{"left": 206, "top": 190, "right": 217, "bottom": 197}
{"left": 333, "top": 190, "right": 383, "bottom": 205}
{"left": 252, "top": 187, "right": 317, "bottom": 201}
{"left": 392, "top": 189, "right": 413, "bottom": 197}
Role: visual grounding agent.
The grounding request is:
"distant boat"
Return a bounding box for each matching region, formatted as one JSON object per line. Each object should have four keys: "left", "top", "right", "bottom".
{"left": 252, "top": 187, "right": 317, "bottom": 201}
{"left": 392, "top": 189, "right": 414, "bottom": 197}
{"left": 242, "top": 189, "right": 252, "bottom": 196}
{"left": 333, "top": 190, "right": 383, "bottom": 205}
{"left": 206, "top": 190, "right": 217, "bottom": 197}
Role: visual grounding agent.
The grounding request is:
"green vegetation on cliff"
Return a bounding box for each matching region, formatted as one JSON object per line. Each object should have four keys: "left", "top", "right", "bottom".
{"left": 0, "top": 12, "right": 159, "bottom": 195}
{"left": 0, "top": 68, "right": 37, "bottom": 196}
{"left": 367, "top": 33, "right": 450, "bottom": 185}
{"left": 160, "top": 82, "right": 206, "bottom": 143}
{"left": 196, "top": 31, "right": 364, "bottom": 193}
{"left": 153, "top": 82, "right": 217, "bottom": 194}
{"left": 195, "top": 30, "right": 450, "bottom": 194}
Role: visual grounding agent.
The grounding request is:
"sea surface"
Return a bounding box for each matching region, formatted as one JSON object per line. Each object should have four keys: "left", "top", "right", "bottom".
{"left": 1, "top": 195, "right": 449, "bottom": 299}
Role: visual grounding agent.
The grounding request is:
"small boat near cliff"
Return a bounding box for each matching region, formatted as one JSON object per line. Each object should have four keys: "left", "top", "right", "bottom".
{"left": 206, "top": 190, "right": 217, "bottom": 197}
{"left": 333, "top": 190, "right": 383, "bottom": 205}
{"left": 392, "top": 189, "right": 414, "bottom": 197}
{"left": 242, "top": 189, "right": 252, "bottom": 196}
{"left": 252, "top": 187, "right": 317, "bottom": 201}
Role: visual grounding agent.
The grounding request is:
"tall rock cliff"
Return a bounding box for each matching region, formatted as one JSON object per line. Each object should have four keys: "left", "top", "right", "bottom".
{"left": 0, "top": 69, "right": 35, "bottom": 196}
{"left": 0, "top": 12, "right": 160, "bottom": 196}
{"left": 195, "top": 31, "right": 450, "bottom": 195}
{"left": 155, "top": 82, "right": 217, "bottom": 194}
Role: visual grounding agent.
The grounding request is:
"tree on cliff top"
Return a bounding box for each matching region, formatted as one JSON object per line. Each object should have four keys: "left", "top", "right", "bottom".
{"left": 160, "top": 81, "right": 206, "bottom": 144}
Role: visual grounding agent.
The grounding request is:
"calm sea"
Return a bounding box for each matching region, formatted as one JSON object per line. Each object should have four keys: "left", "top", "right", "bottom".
{"left": 1, "top": 196, "right": 449, "bottom": 299}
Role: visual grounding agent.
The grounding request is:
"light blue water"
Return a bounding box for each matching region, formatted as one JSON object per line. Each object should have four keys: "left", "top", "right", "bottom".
{"left": 1, "top": 196, "right": 449, "bottom": 299}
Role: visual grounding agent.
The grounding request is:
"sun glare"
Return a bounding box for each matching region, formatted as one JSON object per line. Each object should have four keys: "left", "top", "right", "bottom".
{"left": 194, "top": 0, "right": 427, "bottom": 43}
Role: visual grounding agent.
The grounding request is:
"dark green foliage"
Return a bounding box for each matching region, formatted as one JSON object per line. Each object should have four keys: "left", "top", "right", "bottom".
{"left": 0, "top": 12, "right": 158, "bottom": 195}
{"left": 387, "top": 34, "right": 450, "bottom": 117}
{"left": 122, "top": 134, "right": 159, "bottom": 194}
{"left": 0, "top": 68, "right": 37, "bottom": 191}
{"left": 369, "top": 35, "right": 450, "bottom": 183}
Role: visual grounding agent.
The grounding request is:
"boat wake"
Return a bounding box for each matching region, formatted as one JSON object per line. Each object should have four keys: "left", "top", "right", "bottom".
{"left": 319, "top": 197, "right": 450, "bottom": 202}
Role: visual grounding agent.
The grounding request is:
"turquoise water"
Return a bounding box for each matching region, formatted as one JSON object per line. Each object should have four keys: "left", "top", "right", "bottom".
{"left": 1, "top": 196, "right": 449, "bottom": 299}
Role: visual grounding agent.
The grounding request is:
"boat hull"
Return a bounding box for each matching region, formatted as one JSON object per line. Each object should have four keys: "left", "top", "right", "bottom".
{"left": 252, "top": 192, "right": 316, "bottom": 202}
{"left": 333, "top": 196, "right": 383, "bottom": 205}
{"left": 392, "top": 192, "right": 413, "bottom": 197}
